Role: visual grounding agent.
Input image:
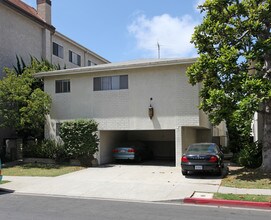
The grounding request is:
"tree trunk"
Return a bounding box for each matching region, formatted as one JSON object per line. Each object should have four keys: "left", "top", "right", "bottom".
{"left": 261, "top": 101, "right": 271, "bottom": 172}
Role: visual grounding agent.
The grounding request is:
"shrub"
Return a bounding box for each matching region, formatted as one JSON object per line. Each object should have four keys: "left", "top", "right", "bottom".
{"left": 23, "top": 139, "right": 65, "bottom": 160}
{"left": 59, "top": 119, "right": 99, "bottom": 161}
{"left": 237, "top": 141, "right": 262, "bottom": 168}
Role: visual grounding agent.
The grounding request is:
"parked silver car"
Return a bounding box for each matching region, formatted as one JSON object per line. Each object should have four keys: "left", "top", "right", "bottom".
{"left": 112, "top": 142, "right": 152, "bottom": 162}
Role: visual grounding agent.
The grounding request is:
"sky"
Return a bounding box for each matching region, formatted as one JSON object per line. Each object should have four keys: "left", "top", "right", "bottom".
{"left": 22, "top": 0, "right": 205, "bottom": 62}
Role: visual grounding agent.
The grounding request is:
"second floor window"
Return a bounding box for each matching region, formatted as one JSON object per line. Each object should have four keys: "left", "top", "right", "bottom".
{"left": 55, "top": 79, "right": 70, "bottom": 93}
{"left": 88, "top": 60, "right": 97, "bottom": 66}
{"left": 94, "top": 75, "right": 128, "bottom": 91}
{"left": 69, "top": 50, "right": 81, "bottom": 66}
{"left": 53, "top": 42, "right": 63, "bottom": 58}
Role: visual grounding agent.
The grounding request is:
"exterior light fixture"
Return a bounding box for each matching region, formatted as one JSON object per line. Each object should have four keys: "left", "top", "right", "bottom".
{"left": 148, "top": 98, "right": 154, "bottom": 119}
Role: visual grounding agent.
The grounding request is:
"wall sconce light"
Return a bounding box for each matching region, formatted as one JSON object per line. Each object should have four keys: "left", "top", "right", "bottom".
{"left": 148, "top": 98, "right": 154, "bottom": 119}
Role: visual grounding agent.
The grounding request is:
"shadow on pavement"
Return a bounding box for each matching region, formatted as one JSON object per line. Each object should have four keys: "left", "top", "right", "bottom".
{"left": 0, "top": 188, "right": 15, "bottom": 195}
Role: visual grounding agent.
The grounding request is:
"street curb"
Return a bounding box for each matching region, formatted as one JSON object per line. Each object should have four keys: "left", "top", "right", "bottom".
{"left": 183, "top": 197, "right": 271, "bottom": 209}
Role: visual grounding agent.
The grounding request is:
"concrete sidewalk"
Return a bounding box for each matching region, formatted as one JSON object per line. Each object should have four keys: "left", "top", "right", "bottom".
{"left": 1, "top": 164, "right": 222, "bottom": 202}
{"left": 1, "top": 164, "right": 270, "bottom": 206}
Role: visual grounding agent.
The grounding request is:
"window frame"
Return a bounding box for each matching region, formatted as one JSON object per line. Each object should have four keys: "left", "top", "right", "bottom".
{"left": 93, "top": 75, "right": 128, "bottom": 91}
{"left": 52, "top": 42, "right": 64, "bottom": 59}
{"left": 69, "top": 50, "right": 81, "bottom": 66}
{"left": 55, "top": 79, "right": 71, "bottom": 93}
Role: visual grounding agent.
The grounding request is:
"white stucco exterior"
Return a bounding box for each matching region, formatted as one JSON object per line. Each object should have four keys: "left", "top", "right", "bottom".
{"left": 37, "top": 58, "right": 226, "bottom": 166}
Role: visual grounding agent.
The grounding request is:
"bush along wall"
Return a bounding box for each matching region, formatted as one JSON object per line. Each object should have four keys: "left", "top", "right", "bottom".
{"left": 23, "top": 139, "right": 65, "bottom": 160}
{"left": 59, "top": 119, "right": 99, "bottom": 166}
{"left": 237, "top": 141, "right": 262, "bottom": 169}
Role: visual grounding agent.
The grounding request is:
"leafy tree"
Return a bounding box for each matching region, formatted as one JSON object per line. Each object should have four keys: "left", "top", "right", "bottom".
{"left": 0, "top": 69, "right": 51, "bottom": 140}
{"left": 186, "top": 0, "right": 271, "bottom": 171}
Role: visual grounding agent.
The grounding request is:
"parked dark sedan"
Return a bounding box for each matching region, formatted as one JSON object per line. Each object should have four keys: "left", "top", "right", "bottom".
{"left": 181, "top": 143, "right": 224, "bottom": 176}
{"left": 112, "top": 142, "right": 152, "bottom": 162}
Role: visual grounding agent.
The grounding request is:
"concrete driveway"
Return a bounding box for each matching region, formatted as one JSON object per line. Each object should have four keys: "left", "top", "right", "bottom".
{"left": 2, "top": 164, "right": 222, "bottom": 202}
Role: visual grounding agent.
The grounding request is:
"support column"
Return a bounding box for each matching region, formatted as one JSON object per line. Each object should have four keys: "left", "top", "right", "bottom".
{"left": 175, "top": 126, "right": 182, "bottom": 167}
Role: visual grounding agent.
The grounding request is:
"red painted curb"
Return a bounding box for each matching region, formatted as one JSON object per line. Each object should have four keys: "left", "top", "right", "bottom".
{"left": 183, "top": 197, "right": 271, "bottom": 209}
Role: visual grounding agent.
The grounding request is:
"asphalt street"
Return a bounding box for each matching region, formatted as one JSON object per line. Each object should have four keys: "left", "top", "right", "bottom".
{"left": 0, "top": 193, "right": 270, "bottom": 220}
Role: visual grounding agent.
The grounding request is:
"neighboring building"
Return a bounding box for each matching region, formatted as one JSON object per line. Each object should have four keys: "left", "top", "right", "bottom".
{"left": 0, "top": 0, "right": 109, "bottom": 76}
{"left": 36, "top": 58, "right": 227, "bottom": 167}
{"left": 0, "top": 0, "right": 109, "bottom": 144}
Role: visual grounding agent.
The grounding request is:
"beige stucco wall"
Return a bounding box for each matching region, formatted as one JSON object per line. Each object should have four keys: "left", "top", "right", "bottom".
{"left": 0, "top": 4, "right": 43, "bottom": 76}
{"left": 52, "top": 34, "right": 107, "bottom": 69}
{"left": 44, "top": 64, "right": 203, "bottom": 132}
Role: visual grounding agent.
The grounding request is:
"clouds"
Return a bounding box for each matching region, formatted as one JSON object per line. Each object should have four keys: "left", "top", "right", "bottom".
{"left": 194, "top": 0, "right": 206, "bottom": 11}
{"left": 128, "top": 14, "right": 198, "bottom": 59}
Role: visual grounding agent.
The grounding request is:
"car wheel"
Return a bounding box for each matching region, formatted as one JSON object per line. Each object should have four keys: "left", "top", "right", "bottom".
{"left": 182, "top": 170, "right": 188, "bottom": 176}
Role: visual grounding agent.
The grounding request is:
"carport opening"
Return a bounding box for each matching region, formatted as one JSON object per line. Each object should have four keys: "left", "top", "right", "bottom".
{"left": 99, "top": 130, "right": 175, "bottom": 166}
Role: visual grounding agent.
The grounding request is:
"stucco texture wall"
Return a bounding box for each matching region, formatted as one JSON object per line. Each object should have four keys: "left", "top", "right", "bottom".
{"left": 44, "top": 64, "right": 202, "bottom": 131}
{"left": 52, "top": 34, "right": 107, "bottom": 69}
{"left": 0, "top": 5, "right": 43, "bottom": 77}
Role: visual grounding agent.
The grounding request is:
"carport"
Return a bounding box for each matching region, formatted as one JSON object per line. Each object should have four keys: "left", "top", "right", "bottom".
{"left": 98, "top": 130, "right": 175, "bottom": 166}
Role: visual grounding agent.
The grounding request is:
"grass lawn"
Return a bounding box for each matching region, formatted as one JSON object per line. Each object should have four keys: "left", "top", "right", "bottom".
{"left": 2, "top": 163, "right": 85, "bottom": 177}
{"left": 0, "top": 180, "right": 10, "bottom": 184}
{"left": 221, "top": 165, "right": 271, "bottom": 189}
{"left": 214, "top": 193, "right": 271, "bottom": 203}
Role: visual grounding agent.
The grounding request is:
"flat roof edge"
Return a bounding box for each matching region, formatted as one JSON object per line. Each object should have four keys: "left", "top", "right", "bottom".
{"left": 35, "top": 58, "right": 197, "bottom": 78}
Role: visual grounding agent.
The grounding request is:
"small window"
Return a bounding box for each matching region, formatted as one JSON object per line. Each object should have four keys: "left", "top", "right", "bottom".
{"left": 55, "top": 79, "right": 70, "bottom": 93}
{"left": 93, "top": 75, "right": 128, "bottom": 91}
{"left": 69, "top": 50, "right": 81, "bottom": 66}
{"left": 53, "top": 42, "right": 63, "bottom": 58}
{"left": 88, "top": 60, "right": 97, "bottom": 66}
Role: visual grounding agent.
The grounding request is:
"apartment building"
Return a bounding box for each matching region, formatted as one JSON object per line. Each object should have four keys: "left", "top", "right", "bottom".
{"left": 36, "top": 58, "right": 227, "bottom": 167}
{"left": 0, "top": 0, "right": 109, "bottom": 145}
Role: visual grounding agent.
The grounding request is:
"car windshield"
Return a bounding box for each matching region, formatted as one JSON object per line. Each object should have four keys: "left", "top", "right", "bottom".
{"left": 187, "top": 144, "right": 217, "bottom": 154}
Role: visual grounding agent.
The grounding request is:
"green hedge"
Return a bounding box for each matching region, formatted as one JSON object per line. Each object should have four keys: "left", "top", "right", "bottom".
{"left": 23, "top": 139, "right": 65, "bottom": 160}
{"left": 59, "top": 119, "right": 99, "bottom": 160}
{"left": 237, "top": 141, "right": 262, "bottom": 168}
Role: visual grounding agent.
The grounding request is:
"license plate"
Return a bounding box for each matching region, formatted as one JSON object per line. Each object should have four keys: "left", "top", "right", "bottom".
{"left": 195, "top": 165, "right": 203, "bottom": 170}
{"left": 120, "top": 150, "right": 126, "bottom": 153}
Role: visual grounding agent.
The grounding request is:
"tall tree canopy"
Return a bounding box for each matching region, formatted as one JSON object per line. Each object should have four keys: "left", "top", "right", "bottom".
{"left": 186, "top": 0, "right": 271, "bottom": 171}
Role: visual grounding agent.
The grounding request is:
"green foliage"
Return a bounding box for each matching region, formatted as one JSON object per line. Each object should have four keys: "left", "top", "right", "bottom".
{"left": 59, "top": 120, "right": 99, "bottom": 160}
{"left": 0, "top": 56, "right": 61, "bottom": 139}
{"left": 186, "top": 0, "right": 271, "bottom": 155}
{"left": 14, "top": 55, "right": 61, "bottom": 76}
{"left": 238, "top": 142, "right": 263, "bottom": 169}
{"left": 23, "top": 139, "right": 65, "bottom": 160}
{"left": 0, "top": 70, "right": 51, "bottom": 138}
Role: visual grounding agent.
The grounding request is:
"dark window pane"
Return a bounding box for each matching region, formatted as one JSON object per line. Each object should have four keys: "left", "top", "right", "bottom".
{"left": 101, "top": 76, "right": 111, "bottom": 90}
{"left": 55, "top": 80, "right": 61, "bottom": 93}
{"left": 53, "top": 42, "right": 58, "bottom": 56}
{"left": 58, "top": 45, "right": 63, "bottom": 58}
{"left": 94, "top": 77, "right": 101, "bottom": 91}
{"left": 69, "top": 50, "right": 72, "bottom": 62}
{"left": 120, "top": 75, "right": 128, "bottom": 89}
{"left": 77, "top": 54, "right": 81, "bottom": 66}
